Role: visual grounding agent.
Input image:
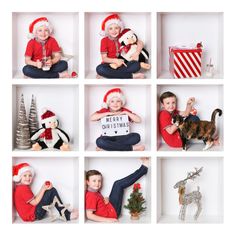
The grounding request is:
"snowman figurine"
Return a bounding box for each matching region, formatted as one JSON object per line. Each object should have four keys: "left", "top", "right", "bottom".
{"left": 31, "top": 109, "right": 70, "bottom": 151}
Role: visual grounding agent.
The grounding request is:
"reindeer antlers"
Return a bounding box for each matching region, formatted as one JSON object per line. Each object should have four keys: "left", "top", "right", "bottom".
{"left": 183, "top": 167, "right": 203, "bottom": 182}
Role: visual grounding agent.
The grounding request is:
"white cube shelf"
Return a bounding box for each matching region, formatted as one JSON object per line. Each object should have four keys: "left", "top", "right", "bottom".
{"left": 157, "top": 84, "right": 224, "bottom": 151}
{"left": 12, "top": 12, "right": 79, "bottom": 79}
{"left": 84, "top": 12, "right": 152, "bottom": 79}
{"left": 12, "top": 84, "right": 79, "bottom": 151}
{"left": 84, "top": 85, "right": 151, "bottom": 151}
{"left": 85, "top": 156, "right": 151, "bottom": 223}
{"left": 12, "top": 156, "right": 79, "bottom": 223}
{"left": 157, "top": 12, "right": 223, "bottom": 79}
{"left": 156, "top": 156, "right": 223, "bottom": 223}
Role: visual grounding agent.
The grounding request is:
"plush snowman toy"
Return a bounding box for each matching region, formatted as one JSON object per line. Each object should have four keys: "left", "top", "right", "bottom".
{"left": 31, "top": 109, "right": 70, "bottom": 151}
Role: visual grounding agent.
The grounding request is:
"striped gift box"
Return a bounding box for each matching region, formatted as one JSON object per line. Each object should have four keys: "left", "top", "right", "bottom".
{"left": 169, "top": 45, "right": 203, "bottom": 78}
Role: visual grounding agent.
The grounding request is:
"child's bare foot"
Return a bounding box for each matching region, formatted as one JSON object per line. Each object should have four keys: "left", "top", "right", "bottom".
{"left": 132, "top": 144, "right": 145, "bottom": 151}
{"left": 140, "top": 157, "right": 149, "bottom": 167}
{"left": 59, "top": 71, "right": 70, "bottom": 78}
{"left": 96, "top": 146, "right": 103, "bottom": 151}
{"left": 60, "top": 143, "right": 70, "bottom": 151}
{"left": 140, "top": 62, "right": 151, "bottom": 70}
{"left": 69, "top": 209, "right": 79, "bottom": 220}
{"left": 32, "top": 143, "right": 42, "bottom": 151}
{"left": 132, "top": 73, "right": 145, "bottom": 79}
{"left": 96, "top": 74, "right": 103, "bottom": 79}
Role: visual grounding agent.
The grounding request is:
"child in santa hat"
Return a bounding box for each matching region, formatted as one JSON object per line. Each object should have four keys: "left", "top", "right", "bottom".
{"left": 96, "top": 14, "right": 145, "bottom": 79}
{"left": 13, "top": 163, "right": 78, "bottom": 222}
{"left": 90, "top": 88, "right": 145, "bottom": 151}
{"left": 22, "top": 17, "right": 70, "bottom": 79}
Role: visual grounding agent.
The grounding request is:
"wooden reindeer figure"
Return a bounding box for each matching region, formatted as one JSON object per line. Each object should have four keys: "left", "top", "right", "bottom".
{"left": 173, "top": 167, "right": 203, "bottom": 221}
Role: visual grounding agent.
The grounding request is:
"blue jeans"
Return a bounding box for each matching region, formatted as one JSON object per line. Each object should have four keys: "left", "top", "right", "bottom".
{"left": 35, "top": 187, "right": 70, "bottom": 221}
{"left": 185, "top": 114, "right": 200, "bottom": 122}
{"left": 96, "top": 61, "right": 141, "bottom": 79}
{"left": 109, "top": 165, "right": 148, "bottom": 217}
{"left": 96, "top": 133, "right": 141, "bottom": 151}
{"left": 22, "top": 60, "right": 68, "bottom": 79}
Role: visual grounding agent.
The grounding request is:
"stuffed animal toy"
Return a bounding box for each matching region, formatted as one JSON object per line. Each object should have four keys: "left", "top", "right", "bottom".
{"left": 31, "top": 109, "right": 70, "bottom": 151}
{"left": 110, "top": 28, "right": 150, "bottom": 70}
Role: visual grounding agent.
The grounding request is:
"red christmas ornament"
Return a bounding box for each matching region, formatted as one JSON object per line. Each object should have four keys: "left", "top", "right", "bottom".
{"left": 190, "top": 107, "right": 197, "bottom": 116}
{"left": 45, "top": 181, "right": 51, "bottom": 186}
{"left": 71, "top": 71, "right": 78, "bottom": 78}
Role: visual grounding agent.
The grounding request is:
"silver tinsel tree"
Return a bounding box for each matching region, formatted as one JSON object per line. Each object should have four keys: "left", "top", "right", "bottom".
{"left": 28, "top": 95, "right": 39, "bottom": 136}
{"left": 16, "top": 94, "right": 31, "bottom": 149}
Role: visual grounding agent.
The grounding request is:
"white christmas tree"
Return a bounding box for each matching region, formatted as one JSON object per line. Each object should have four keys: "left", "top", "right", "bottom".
{"left": 16, "top": 94, "right": 31, "bottom": 149}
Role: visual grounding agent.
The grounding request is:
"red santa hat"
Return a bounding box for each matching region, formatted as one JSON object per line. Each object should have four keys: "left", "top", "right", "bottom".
{"left": 41, "top": 109, "right": 57, "bottom": 124}
{"left": 102, "top": 88, "right": 126, "bottom": 108}
{"left": 118, "top": 28, "right": 134, "bottom": 44}
{"left": 100, "top": 14, "right": 124, "bottom": 36}
{"left": 28, "top": 17, "right": 53, "bottom": 39}
{"left": 13, "top": 163, "right": 34, "bottom": 182}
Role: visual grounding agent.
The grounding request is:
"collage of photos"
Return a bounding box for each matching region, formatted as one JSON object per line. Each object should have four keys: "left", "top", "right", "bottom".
{"left": 11, "top": 12, "right": 224, "bottom": 224}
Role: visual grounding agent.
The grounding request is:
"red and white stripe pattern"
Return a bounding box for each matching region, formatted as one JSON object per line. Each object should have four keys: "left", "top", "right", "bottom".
{"left": 169, "top": 47, "right": 202, "bottom": 78}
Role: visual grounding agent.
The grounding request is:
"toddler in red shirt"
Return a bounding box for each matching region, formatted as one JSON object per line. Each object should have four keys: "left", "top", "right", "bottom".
{"left": 158, "top": 91, "right": 199, "bottom": 148}
{"left": 85, "top": 157, "right": 149, "bottom": 222}
{"left": 91, "top": 87, "right": 145, "bottom": 151}
{"left": 22, "top": 17, "right": 70, "bottom": 79}
{"left": 96, "top": 14, "right": 145, "bottom": 79}
{"left": 13, "top": 163, "right": 78, "bottom": 222}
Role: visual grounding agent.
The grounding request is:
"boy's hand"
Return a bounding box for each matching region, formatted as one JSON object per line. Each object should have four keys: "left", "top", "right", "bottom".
{"left": 45, "top": 57, "right": 52, "bottom": 68}
{"left": 130, "top": 51, "right": 139, "bottom": 61}
{"left": 187, "top": 97, "right": 195, "bottom": 106}
{"left": 104, "top": 197, "right": 109, "bottom": 204}
{"left": 36, "top": 60, "right": 42, "bottom": 69}
{"left": 115, "top": 59, "right": 127, "bottom": 67}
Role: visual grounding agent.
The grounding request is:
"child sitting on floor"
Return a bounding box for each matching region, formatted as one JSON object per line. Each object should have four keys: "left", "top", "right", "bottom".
{"left": 13, "top": 162, "right": 78, "bottom": 222}
{"left": 22, "top": 17, "right": 70, "bottom": 79}
{"left": 91, "top": 87, "right": 145, "bottom": 151}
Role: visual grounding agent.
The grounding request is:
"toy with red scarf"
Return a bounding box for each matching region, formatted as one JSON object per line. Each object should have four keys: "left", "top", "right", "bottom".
{"left": 31, "top": 109, "right": 70, "bottom": 151}
{"left": 111, "top": 28, "right": 150, "bottom": 70}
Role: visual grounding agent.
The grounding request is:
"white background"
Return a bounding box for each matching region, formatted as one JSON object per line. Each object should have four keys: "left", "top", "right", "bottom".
{"left": 0, "top": 0, "right": 235, "bottom": 236}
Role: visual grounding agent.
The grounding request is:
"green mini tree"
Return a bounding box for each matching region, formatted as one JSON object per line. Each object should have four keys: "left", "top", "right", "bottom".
{"left": 124, "top": 183, "right": 146, "bottom": 219}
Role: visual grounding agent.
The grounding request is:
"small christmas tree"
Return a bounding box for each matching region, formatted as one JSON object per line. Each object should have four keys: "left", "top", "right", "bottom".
{"left": 124, "top": 183, "right": 146, "bottom": 220}
{"left": 16, "top": 94, "right": 31, "bottom": 149}
{"left": 28, "top": 94, "right": 39, "bottom": 136}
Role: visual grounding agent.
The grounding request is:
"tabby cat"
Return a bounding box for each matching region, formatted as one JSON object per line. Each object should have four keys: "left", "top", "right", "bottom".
{"left": 172, "top": 108, "right": 222, "bottom": 151}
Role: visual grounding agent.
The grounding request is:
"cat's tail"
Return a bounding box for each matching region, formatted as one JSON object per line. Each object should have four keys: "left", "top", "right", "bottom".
{"left": 211, "top": 108, "right": 223, "bottom": 123}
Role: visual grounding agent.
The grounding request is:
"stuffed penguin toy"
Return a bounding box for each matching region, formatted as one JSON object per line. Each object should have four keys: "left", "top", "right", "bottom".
{"left": 118, "top": 28, "right": 150, "bottom": 70}
{"left": 31, "top": 109, "right": 70, "bottom": 151}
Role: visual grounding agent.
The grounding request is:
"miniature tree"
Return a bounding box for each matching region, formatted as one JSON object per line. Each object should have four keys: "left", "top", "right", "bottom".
{"left": 124, "top": 183, "right": 146, "bottom": 220}
{"left": 28, "top": 94, "right": 39, "bottom": 136}
{"left": 16, "top": 94, "right": 31, "bottom": 149}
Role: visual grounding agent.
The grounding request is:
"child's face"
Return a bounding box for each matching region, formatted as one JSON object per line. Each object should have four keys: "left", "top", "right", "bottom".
{"left": 107, "top": 23, "right": 121, "bottom": 38}
{"left": 20, "top": 171, "right": 33, "bottom": 185}
{"left": 161, "top": 96, "right": 177, "bottom": 113}
{"left": 86, "top": 175, "right": 102, "bottom": 191}
{"left": 35, "top": 25, "right": 50, "bottom": 41}
{"left": 108, "top": 97, "right": 123, "bottom": 112}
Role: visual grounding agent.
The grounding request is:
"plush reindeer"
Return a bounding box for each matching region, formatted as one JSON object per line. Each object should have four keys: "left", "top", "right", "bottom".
{"left": 173, "top": 167, "right": 203, "bottom": 221}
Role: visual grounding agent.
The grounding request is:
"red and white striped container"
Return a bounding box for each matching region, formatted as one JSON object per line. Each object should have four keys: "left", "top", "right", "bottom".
{"left": 169, "top": 43, "right": 203, "bottom": 79}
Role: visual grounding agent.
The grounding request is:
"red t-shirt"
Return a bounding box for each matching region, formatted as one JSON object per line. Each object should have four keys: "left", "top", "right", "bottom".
{"left": 14, "top": 185, "right": 36, "bottom": 222}
{"left": 158, "top": 110, "right": 182, "bottom": 148}
{"left": 100, "top": 37, "right": 120, "bottom": 60}
{"left": 25, "top": 37, "right": 61, "bottom": 62}
{"left": 85, "top": 190, "right": 117, "bottom": 219}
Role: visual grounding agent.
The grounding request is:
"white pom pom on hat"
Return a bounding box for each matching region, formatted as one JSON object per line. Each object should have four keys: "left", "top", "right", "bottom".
{"left": 102, "top": 88, "right": 126, "bottom": 108}
{"left": 28, "top": 17, "right": 53, "bottom": 39}
{"left": 100, "top": 14, "right": 124, "bottom": 36}
{"left": 13, "top": 163, "right": 34, "bottom": 182}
